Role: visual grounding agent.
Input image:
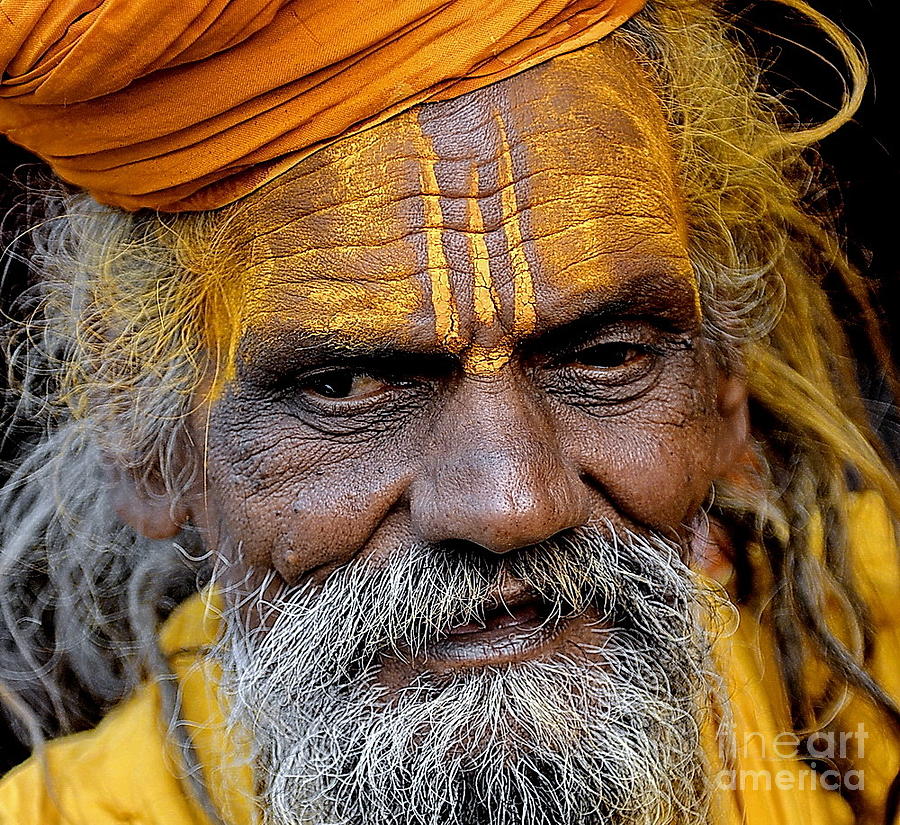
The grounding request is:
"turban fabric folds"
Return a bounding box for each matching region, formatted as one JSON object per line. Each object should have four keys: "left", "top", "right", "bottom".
{"left": 1, "top": 0, "right": 645, "bottom": 212}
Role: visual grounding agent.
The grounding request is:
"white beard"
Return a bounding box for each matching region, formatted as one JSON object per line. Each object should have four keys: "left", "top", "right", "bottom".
{"left": 215, "top": 525, "right": 725, "bottom": 825}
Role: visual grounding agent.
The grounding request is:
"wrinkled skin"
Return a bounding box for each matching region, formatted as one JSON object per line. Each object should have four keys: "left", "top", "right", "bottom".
{"left": 120, "top": 39, "right": 747, "bottom": 671}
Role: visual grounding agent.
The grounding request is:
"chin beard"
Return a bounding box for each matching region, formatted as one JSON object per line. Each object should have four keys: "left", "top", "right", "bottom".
{"left": 215, "top": 525, "right": 727, "bottom": 825}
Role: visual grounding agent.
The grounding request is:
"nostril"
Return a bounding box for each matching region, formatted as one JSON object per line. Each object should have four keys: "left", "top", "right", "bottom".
{"left": 436, "top": 525, "right": 581, "bottom": 561}
{"left": 419, "top": 496, "right": 589, "bottom": 555}
{"left": 436, "top": 538, "right": 498, "bottom": 562}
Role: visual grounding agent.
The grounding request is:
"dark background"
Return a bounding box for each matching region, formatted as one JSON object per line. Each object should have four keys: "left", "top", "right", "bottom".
{"left": 0, "top": 0, "right": 897, "bottom": 773}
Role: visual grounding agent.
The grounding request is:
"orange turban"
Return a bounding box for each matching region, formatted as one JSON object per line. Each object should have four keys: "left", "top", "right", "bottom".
{"left": 0, "top": 0, "right": 645, "bottom": 212}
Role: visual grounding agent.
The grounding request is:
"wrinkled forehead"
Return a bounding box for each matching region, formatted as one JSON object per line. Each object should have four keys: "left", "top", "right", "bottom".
{"left": 218, "top": 40, "right": 695, "bottom": 351}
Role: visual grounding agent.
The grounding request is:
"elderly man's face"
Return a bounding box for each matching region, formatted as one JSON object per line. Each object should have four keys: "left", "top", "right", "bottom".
{"left": 187, "top": 40, "right": 744, "bottom": 621}
{"left": 126, "top": 38, "right": 746, "bottom": 825}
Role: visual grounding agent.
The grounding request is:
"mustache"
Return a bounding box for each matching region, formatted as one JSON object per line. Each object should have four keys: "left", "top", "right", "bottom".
{"left": 228, "top": 522, "right": 707, "bottom": 686}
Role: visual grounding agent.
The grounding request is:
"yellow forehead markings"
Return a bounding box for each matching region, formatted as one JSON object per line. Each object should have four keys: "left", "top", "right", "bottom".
{"left": 460, "top": 111, "right": 541, "bottom": 377}
{"left": 466, "top": 164, "right": 501, "bottom": 328}
{"left": 495, "top": 111, "right": 536, "bottom": 337}
{"left": 463, "top": 342, "right": 513, "bottom": 376}
{"left": 463, "top": 161, "right": 520, "bottom": 377}
{"left": 411, "top": 126, "right": 460, "bottom": 349}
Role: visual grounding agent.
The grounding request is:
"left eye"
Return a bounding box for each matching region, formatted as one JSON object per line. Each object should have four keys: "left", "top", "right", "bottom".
{"left": 298, "top": 369, "right": 386, "bottom": 400}
{"left": 574, "top": 342, "right": 647, "bottom": 369}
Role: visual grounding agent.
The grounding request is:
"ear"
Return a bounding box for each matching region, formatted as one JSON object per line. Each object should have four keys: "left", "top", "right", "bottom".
{"left": 712, "top": 371, "right": 749, "bottom": 479}
{"left": 109, "top": 466, "right": 190, "bottom": 540}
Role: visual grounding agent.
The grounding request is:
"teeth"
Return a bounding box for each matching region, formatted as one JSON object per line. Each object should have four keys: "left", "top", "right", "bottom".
{"left": 447, "top": 600, "right": 544, "bottom": 637}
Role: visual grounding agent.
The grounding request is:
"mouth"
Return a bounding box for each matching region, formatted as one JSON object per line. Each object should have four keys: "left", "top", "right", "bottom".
{"left": 430, "top": 599, "right": 558, "bottom": 663}
{"left": 421, "top": 579, "right": 603, "bottom": 669}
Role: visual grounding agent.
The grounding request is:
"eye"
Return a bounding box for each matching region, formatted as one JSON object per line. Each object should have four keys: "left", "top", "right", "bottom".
{"left": 574, "top": 342, "right": 648, "bottom": 369}
{"left": 299, "top": 369, "right": 386, "bottom": 400}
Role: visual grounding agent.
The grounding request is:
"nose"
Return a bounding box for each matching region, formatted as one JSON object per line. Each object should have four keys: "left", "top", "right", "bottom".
{"left": 409, "top": 377, "right": 590, "bottom": 554}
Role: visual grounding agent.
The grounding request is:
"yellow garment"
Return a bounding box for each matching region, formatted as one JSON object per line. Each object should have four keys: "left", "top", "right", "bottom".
{"left": 0, "top": 0, "right": 643, "bottom": 212}
{"left": 0, "top": 492, "right": 897, "bottom": 825}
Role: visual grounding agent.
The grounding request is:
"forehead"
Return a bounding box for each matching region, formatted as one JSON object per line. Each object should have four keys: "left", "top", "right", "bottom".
{"left": 219, "top": 40, "right": 695, "bottom": 357}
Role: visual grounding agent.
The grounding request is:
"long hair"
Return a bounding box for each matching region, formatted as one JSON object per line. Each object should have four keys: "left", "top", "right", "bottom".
{"left": 618, "top": 0, "right": 900, "bottom": 753}
{"left": 1, "top": 0, "right": 898, "bottom": 815}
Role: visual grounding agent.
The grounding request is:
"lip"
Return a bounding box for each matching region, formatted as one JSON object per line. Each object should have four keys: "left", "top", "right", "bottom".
{"left": 445, "top": 600, "right": 544, "bottom": 638}
{"left": 429, "top": 598, "right": 565, "bottom": 666}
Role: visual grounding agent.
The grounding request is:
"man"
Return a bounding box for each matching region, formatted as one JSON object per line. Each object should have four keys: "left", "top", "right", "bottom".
{"left": 0, "top": 1, "right": 898, "bottom": 824}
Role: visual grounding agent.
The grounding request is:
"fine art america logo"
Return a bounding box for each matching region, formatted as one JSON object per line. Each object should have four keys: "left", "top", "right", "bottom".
{"left": 715, "top": 724, "right": 869, "bottom": 793}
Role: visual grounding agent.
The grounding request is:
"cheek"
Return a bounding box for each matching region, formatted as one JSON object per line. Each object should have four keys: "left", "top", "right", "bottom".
{"left": 565, "top": 371, "right": 722, "bottom": 530}
{"left": 195, "top": 397, "right": 413, "bottom": 582}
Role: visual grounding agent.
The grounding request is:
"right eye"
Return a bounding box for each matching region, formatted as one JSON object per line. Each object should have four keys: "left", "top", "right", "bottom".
{"left": 298, "top": 369, "right": 387, "bottom": 401}
{"left": 572, "top": 341, "right": 650, "bottom": 371}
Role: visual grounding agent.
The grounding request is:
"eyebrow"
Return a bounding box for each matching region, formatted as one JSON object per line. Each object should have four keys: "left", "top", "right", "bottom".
{"left": 521, "top": 305, "right": 690, "bottom": 362}
{"left": 235, "top": 264, "right": 699, "bottom": 377}
{"left": 528, "top": 269, "right": 700, "bottom": 353}
{"left": 236, "top": 329, "right": 457, "bottom": 383}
